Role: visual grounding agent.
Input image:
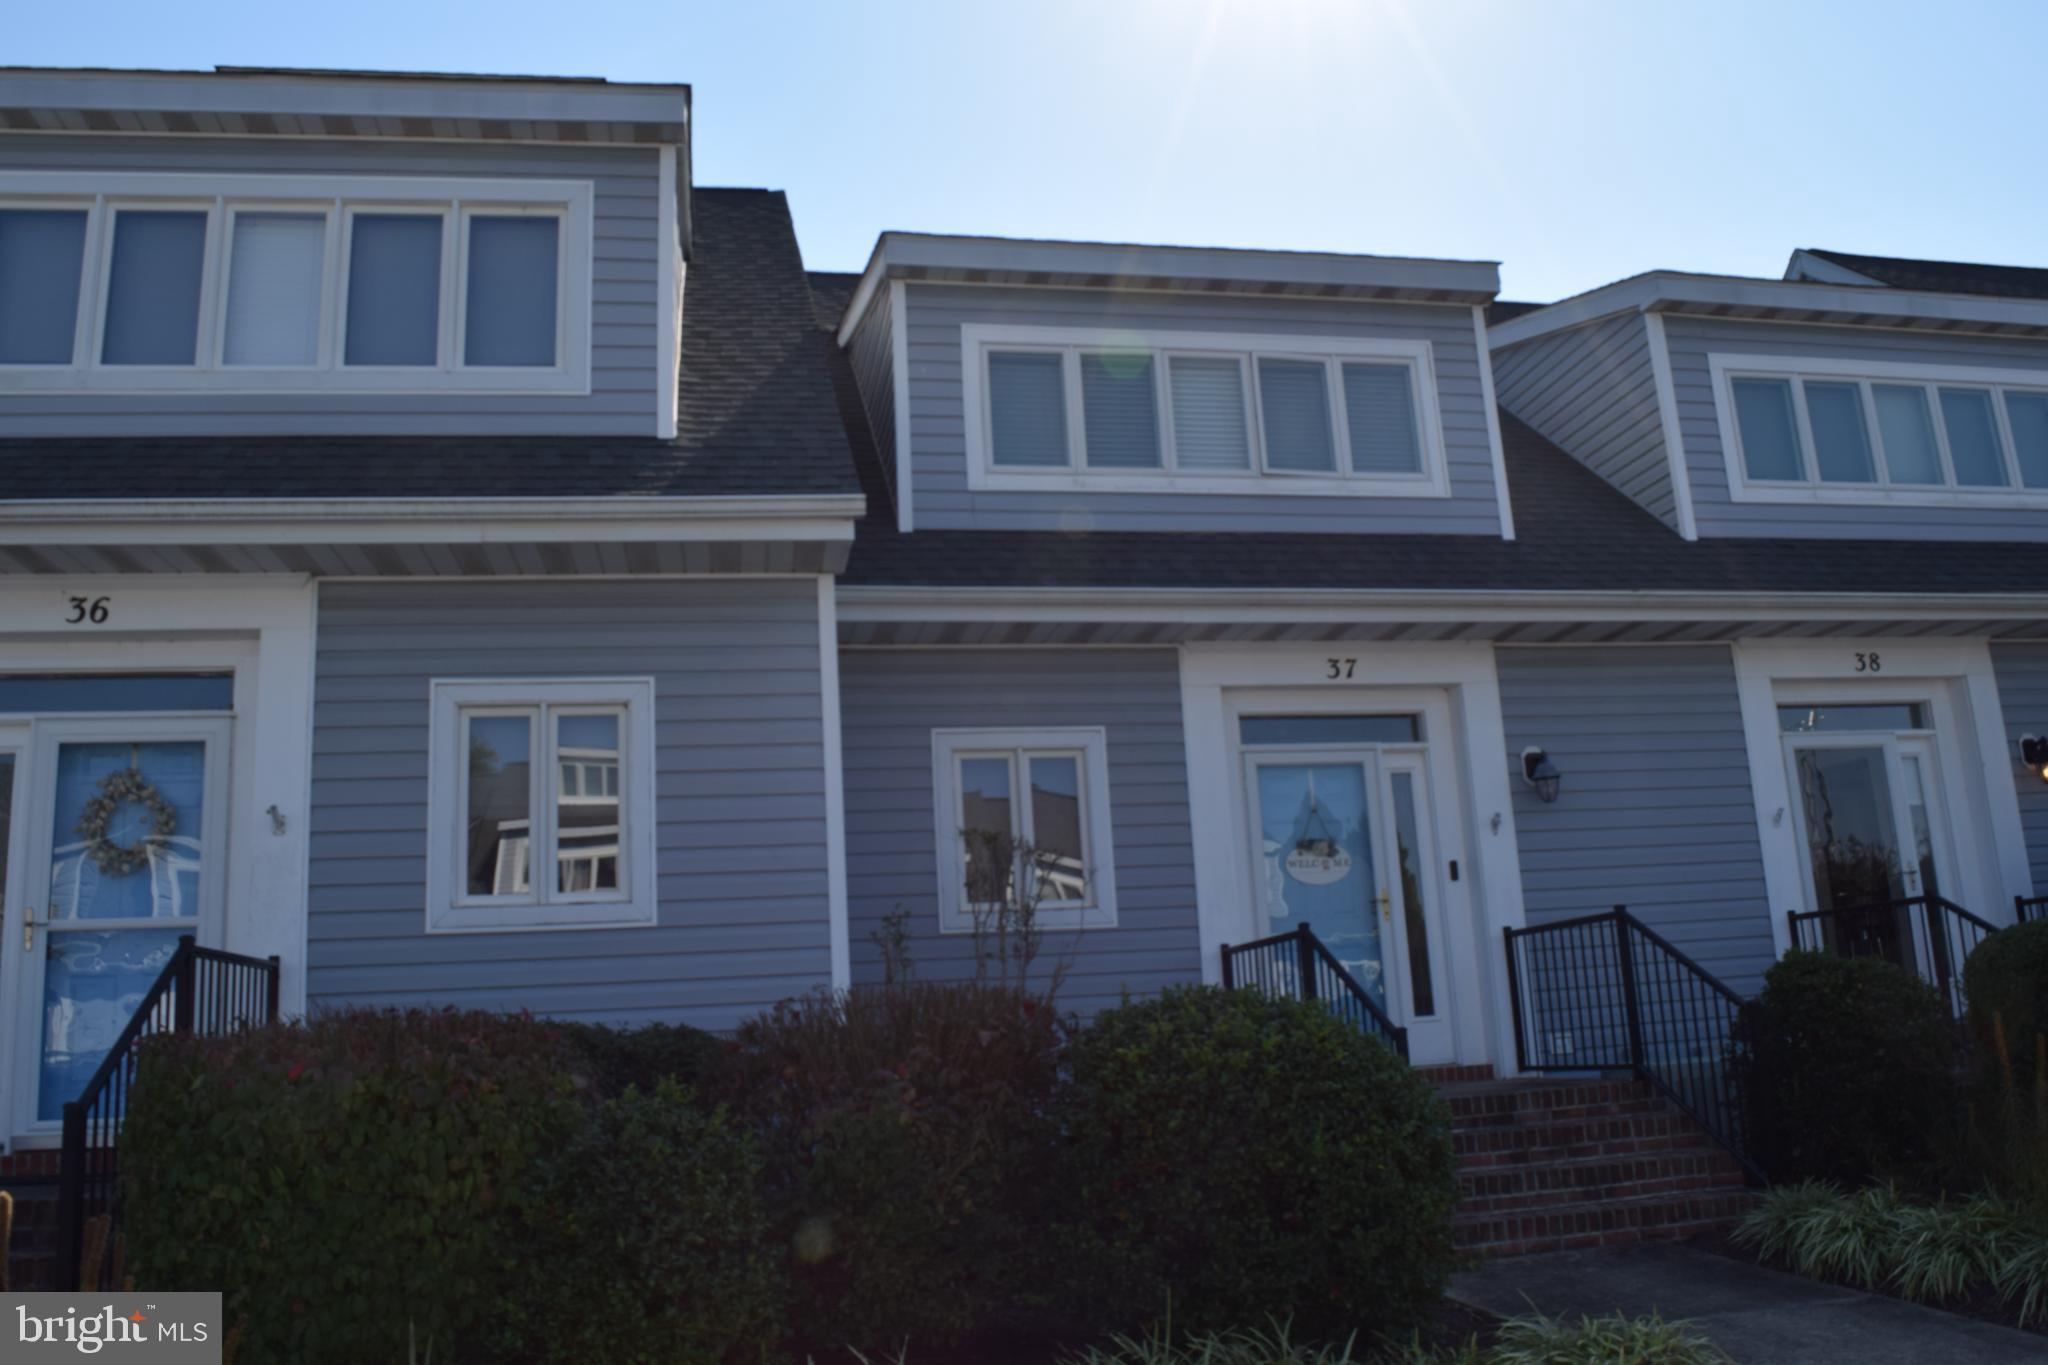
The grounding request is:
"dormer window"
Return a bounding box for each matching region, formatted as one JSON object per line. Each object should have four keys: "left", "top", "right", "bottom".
{"left": 965, "top": 324, "right": 1448, "bottom": 497}
{"left": 0, "top": 172, "right": 591, "bottom": 394}
{"left": 1714, "top": 354, "right": 2048, "bottom": 505}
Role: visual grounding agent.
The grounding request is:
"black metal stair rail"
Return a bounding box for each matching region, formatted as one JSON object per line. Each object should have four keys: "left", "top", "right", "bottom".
{"left": 1504, "top": 905, "right": 1762, "bottom": 1182}
{"left": 2018, "top": 895, "right": 2048, "bottom": 925}
{"left": 1220, "top": 922, "right": 1410, "bottom": 1060}
{"left": 56, "top": 935, "right": 280, "bottom": 1291}
{"left": 1786, "top": 894, "right": 1998, "bottom": 1018}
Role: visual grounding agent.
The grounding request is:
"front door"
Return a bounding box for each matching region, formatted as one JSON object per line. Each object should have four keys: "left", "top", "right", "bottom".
{"left": 1242, "top": 744, "right": 1454, "bottom": 1062}
{"left": 12, "top": 718, "right": 229, "bottom": 1134}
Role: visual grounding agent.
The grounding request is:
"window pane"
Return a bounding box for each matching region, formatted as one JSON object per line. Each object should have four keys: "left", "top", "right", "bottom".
{"left": 466, "top": 713, "right": 533, "bottom": 896}
{"left": 1239, "top": 714, "right": 1420, "bottom": 745}
{"left": 1730, "top": 377, "right": 1802, "bottom": 481}
{"left": 1258, "top": 357, "right": 1336, "bottom": 472}
{"left": 1873, "top": 385, "right": 1944, "bottom": 485}
{"left": 556, "top": 711, "right": 620, "bottom": 894}
{"left": 224, "top": 212, "right": 325, "bottom": 366}
{"left": 1803, "top": 380, "right": 1875, "bottom": 483}
{"left": 1390, "top": 771, "right": 1435, "bottom": 1017}
{"left": 345, "top": 214, "right": 442, "bottom": 366}
{"left": 2004, "top": 392, "right": 2048, "bottom": 489}
{"left": 1168, "top": 356, "right": 1250, "bottom": 471}
{"left": 464, "top": 216, "right": 558, "bottom": 367}
{"left": 1777, "top": 702, "right": 1925, "bottom": 733}
{"left": 1028, "top": 754, "right": 1086, "bottom": 903}
{"left": 987, "top": 351, "right": 1069, "bottom": 467}
{"left": 959, "top": 755, "right": 1015, "bottom": 903}
{"left": 1079, "top": 351, "right": 1161, "bottom": 469}
{"left": 1940, "top": 387, "right": 2010, "bottom": 486}
{"left": 1342, "top": 362, "right": 1423, "bottom": 474}
{"left": 0, "top": 209, "right": 87, "bottom": 364}
{"left": 101, "top": 211, "right": 206, "bottom": 365}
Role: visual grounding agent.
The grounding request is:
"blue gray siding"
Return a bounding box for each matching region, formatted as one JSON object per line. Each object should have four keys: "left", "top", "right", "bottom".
{"left": 1664, "top": 315, "right": 2048, "bottom": 541}
{"left": 1491, "top": 313, "right": 1678, "bottom": 531}
{"left": 839, "top": 648, "right": 1201, "bottom": 1015}
{"left": 845, "top": 283, "right": 896, "bottom": 501}
{"left": 902, "top": 284, "right": 1504, "bottom": 534}
{"left": 1991, "top": 643, "right": 2048, "bottom": 900}
{"left": 307, "top": 579, "right": 832, "bottom": 1030}
{"left": 1496, "top": 645, "right": 1776, "bottom": 994}
{"left": 0, "top": 134, "right": 661, "bottom": 437}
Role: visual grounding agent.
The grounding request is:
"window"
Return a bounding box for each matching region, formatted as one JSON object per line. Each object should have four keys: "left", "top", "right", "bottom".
{"left": 966, "top": 324, "right": 1447, "bottom": 497}
{"left": 1714, "top": 355, "right": 2048, "bottom": 503}
{"left": 931, "top": 727, "right": 1118, "bottom": 932}
{"left": 0, "top": 171, "right": 591, "bottom": 393}
{"left": 427, "top": 678, "right": 655, "bottom": 932}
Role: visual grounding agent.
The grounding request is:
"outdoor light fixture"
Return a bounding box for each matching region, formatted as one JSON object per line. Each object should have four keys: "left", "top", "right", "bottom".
{"left": 1521, "top": 747, "right": 1562, "bottom": 804}
{"left": 2023, "top": 735, "right": 2048, "bottom": 784}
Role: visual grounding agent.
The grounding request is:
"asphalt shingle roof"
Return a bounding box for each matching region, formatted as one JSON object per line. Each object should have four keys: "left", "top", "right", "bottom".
{"left": 0, "top": 188, "right": 860, "bottom": 500}
{"left": 1805, "top": 248, "right": 2048, "bottom": 301}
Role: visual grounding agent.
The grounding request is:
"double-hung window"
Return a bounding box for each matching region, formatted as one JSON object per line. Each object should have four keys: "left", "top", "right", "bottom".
{"left": 1715, "top": 354, "right": 2048, "bottom": 503}
{"left": 428, "top": 678, "right": 656, "bottom": 933}
{"left": 931, "top": 727, "right": 1118, "bottom": 932}
{"left": 963, "top": 324, "right": 1446, "bottom": 497}
{"left": 0, "top": 172, "right": 591, "bottom": 393}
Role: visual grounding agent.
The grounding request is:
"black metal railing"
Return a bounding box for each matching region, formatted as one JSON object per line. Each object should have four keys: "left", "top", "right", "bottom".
{"left": 56, "top": 935, "right": 279, "bottom": 1291}
{"left": 1221, "top": 923, "right": 1409, "bottom": 1060}
{"left": 2018, "top": 895, "right": 2048, "bottom": 925}
{"left": 1786, "top": 895, "right": 1997, "bottom": 1018}
{"left": 1505, "top": 906, "right": 1761, "bottom": 1181}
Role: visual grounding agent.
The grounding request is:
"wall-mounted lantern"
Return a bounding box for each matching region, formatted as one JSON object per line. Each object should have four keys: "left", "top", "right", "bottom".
{"left": 1521, "top": 747, "right": 1562, "bottom": 804}
{"left": 2022, "top": 735, "right": 2048, "bottom": 784}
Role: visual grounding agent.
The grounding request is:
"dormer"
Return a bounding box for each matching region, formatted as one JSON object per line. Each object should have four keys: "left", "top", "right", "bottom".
{"left": 829, "top": 233, "right": 1513, "bottom": 537}
{"left": 0, "top": 67, "right": 690, "bottom": 437}
{"left": 1490, "top": 268, "right": 2048, "bottom": 542}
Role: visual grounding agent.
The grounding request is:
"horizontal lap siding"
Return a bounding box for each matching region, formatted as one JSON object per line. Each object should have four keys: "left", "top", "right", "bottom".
{"left": 1991, "top": 644, "right": 2048, "bottom": 896}
{"left": 0, "top": 135, "right": 659, "bottom": 437}
{"left": 904, "top": 284, "right": 1502, "bottom": 534}
{"left": 840, "top": 648, "right": 1200, "bottom": 1016}
{"left": 846, "top": 286, "right": 896, "bottom": 497}
{"left": 1665, "top": 315, "right": 2048, "bottom": 541}
{"left": 1497, "top": 645, "right": 1775, "bottom": 994}
{"left": 1492, "top": 313, "right": 1677, "bottom": 529}
{"left": 308, "top": 579, "right": 832, "bottom": 1030}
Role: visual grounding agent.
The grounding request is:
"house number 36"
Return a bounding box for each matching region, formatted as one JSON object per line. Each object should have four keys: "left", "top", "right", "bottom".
{"left": 1854, "top": 651, "right": 1881, "bottom": 673}
{"left": 65, "top": 596, "right": 110, "bottom": 625}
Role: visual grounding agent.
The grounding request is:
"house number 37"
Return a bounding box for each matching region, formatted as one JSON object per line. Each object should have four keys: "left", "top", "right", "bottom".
{"left": 65, "top": 595, "right": 110, "bottom": 625}
{"left": 1326, "top": 658, "right": 1357, "bottom": 679}
{"left": 1853, "top": 651, "right": 1882, "bottom": 673}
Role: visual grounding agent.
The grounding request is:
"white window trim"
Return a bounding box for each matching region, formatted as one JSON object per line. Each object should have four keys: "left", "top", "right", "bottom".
{"left": 1709, "top": 352, "right": 2048, "bottom": 508}
{"left": 0, "top": 171, "right": 592, "bottom": 395}
{"left": 930, "top": 725, "right": 1118, "bottom": 933}
{"left": 426, "top": 677, "right": 656, "bottom": 934}
{"left": 960, "top": 323, "right": 1450, "bottom": 498}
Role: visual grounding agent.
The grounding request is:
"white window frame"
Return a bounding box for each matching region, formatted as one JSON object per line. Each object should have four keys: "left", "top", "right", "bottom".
{"left": 426, "top": 677, "right": 656, "bottom": 933}
{"left": 0, "top": 172, "right": 592, "bottom": 394}
{"left": 1710, "top": 352, "right": 2048, "bottom": 508}
{"left": 930, "top": 726, "right": 1118, "bottom": 933}
{"left": 961, "top": 323, "right": 1449, "bottom": 498}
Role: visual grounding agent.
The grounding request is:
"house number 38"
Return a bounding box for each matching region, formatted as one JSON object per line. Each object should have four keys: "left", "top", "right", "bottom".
{"left": 65, "top": 595, "right": 110, "bottom": 625}
{"left": 1854, "top": 651, "right": 1881, "bottom": 673}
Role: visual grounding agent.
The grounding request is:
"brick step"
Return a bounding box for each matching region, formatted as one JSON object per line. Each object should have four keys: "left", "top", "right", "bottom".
{"left": 1446, "top": 1092, "right": 1670, "bottom": 1130}
{"left": 1458, "top": 1147, "right": 1744, "bottom": 1204}
{"left": 4, "top": 1187, "right": 61, "bottom": 1291}
{"left": 1458, "top": 1165, "right": 1748, "bottom": 1217}
{"left": 1416, "top": 1063, "right": 1497, "bottom": 1086}
{"left": 1450, "top": 1111, "right": 1703, "bottom": 1161}
{"left": 1452, "top": 1188, "right": 1757, "bottom": 1256}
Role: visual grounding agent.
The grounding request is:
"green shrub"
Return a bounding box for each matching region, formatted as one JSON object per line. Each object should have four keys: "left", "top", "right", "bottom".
{"left": 1729, "top": 951, "right": 1959, "bottom": 1188}
{"left": 717, "top": 982, "right": 1072, "bottom": 1349}
{"left": 556, "top": 1018, "right": 732, "bottom": 1097}
{"left": 123, "top": 1009, "right": 587, "bottom": 1363}
{"left": 517, "top": 1079, "right": 783, "bottom": 1363}
{"left": 1482, "top": 1312, "right": 1731, "bottom": 1365}
{"left": 1054, "top": 986, "right": 1457, "bottom": 1342}
{"left": 1966, "top": 920, "right": 2048, "bottom": 1074}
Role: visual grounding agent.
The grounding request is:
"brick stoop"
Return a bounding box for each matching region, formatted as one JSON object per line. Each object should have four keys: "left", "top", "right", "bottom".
{"left": 1439, "top": 1075, "right": 1754, "bottom": 1257}
{"left": 3, "top": 1183, "right": 60, "bottom": 1291}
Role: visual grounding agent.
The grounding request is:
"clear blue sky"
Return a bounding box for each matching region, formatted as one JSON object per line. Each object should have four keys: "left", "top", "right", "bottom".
{"left": 12, "top": 0, "right": 2044, "bottom": 301}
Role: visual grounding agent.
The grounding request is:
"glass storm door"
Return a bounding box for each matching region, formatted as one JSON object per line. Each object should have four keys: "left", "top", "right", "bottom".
{"left": 15, "top": 719, "right": 229, "bottom": 1132}
{"left": 1243, "top": 748, "right": 1453, "bottom": 1062}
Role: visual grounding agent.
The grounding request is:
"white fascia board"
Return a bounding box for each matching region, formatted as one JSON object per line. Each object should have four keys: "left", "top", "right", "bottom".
{"left": 835, "top": 584, "right": 2048, "bottom": 626}
{"left": 1490, "top": 271, "right": 2048, "bottom": 348}
{"left": 0, "top": 69, "right": 692, "bottom": 129}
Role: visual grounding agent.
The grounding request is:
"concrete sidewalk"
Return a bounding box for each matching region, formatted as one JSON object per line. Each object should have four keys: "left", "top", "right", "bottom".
{"left": 1450, "top": 1243, "right": 2048, "bottom": 1363}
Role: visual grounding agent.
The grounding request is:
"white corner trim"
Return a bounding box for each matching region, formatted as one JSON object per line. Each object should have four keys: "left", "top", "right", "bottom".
{"left": 817, "top": 575, "right": 852, "bottom": 989}
{"left": 1471, "top": 304, "right": 1515, "bottom": 541}
{"left": 655, "top": 145, "right": 680, "bottom": 441}
{"left": 1641, "top": 311, "right": 1699, "bottom": 540}
{"left": 890, "top": 279, "right": 914, "bottom": 534}
{"left": 834, "top": 239, "right": 887, "bottom": 349}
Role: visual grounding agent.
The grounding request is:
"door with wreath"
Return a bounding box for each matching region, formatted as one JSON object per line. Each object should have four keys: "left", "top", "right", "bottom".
{"left": 14, "top": 717, "right": 230, "bottom": 1135}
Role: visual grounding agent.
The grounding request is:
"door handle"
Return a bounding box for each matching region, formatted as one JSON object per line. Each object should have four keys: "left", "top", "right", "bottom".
{"left": 1376, "top": 888, "right": 1392, "bottom": 923}
{"left": 21, "top": 906, "right": 34, "bottom": 953}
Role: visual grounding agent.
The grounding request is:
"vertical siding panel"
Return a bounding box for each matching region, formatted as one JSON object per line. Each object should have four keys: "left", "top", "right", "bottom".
{"left": 1497, "top": 645, "right": 1777, "bottom": 994}
{"left": 845, "top": 285, "right": 896, "bottom": 497}
{"left": 839, "top": 648, "right": 1201, "bottom": 1016}
{"left": 307, "top": 579, "right": 833, "bottom": 1031}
